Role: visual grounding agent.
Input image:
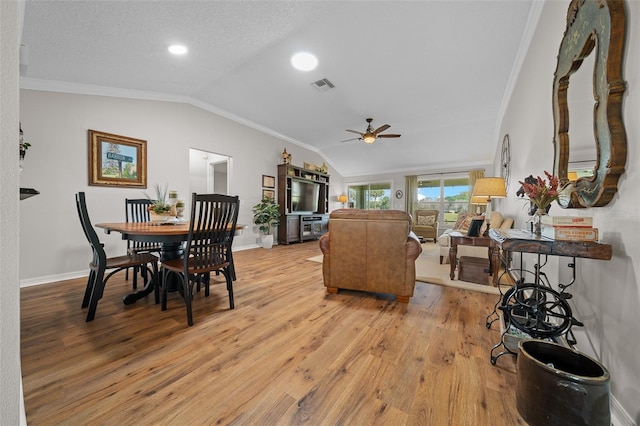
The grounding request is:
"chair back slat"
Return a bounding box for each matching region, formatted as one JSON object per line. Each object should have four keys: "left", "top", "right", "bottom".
{"left": 184, "top": 193, "right": 240, "bottom": 271}
{"left": 75, "top": 192, "right": 107, "bottom": 267}
{"left": 125, "top": 198, "right": 153, "bottom": 223}
{"left": 125, "top": 198, "right": 161, "bottom": 253}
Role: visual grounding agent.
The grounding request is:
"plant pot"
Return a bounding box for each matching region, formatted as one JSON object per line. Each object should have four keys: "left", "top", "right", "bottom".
{"left": 262, "top": 234, "right": 274, "bottom": 249}
{"left": 149, "top": 211, "right": 172, "bottom": 223}
{"left": 516, "top": 340, "right": 610, "bottom": 426}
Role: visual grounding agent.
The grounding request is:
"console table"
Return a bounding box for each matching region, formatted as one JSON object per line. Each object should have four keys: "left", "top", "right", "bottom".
{"left": 486, "top": 228, "right": 612, "bottom": 364}
{"left": 448, "top": 233, "right": 495, "bottom": 280}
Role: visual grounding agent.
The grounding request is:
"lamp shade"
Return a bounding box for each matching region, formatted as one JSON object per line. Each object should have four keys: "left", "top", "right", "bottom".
{"left": 472, "top": 177, "right": 506, "bottom": 199}
{"left": 337, "top": 194, "right": 348, "bottom": 203}
{"left": 470, "top": 195, "right": 490, "bottom": 204}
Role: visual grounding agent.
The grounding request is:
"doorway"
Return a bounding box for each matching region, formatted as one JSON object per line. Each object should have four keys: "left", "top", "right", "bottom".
{"left": 189, "top": 148, "right": 231, "bottom": 195}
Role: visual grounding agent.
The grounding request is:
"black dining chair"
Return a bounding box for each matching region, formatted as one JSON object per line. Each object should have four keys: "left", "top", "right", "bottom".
{"left": 75, "top": 192, "right": 159, "bottom": 322}
{"left": 125, "top": 198, "right": 162, "bottom": 289}
{"left": 161, "top": 193, "right": 240, "bottom": 326}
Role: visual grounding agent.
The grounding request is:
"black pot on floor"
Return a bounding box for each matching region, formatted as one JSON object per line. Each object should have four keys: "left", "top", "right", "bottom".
{"left": 516, "top": 340, "right": 610, "bottom": 426}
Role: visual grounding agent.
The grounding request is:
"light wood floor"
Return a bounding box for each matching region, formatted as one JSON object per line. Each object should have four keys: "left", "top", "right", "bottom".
{"left": 21, "top": 241, "right": 524, "bottom": 425}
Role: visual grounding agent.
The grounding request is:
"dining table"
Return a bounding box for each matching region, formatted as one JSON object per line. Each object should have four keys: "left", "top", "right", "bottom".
{"left": 95, "top": 221, "right": 246, "bottom": 304}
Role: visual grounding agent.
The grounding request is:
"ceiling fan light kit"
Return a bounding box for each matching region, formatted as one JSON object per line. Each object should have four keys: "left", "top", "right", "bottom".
{"left": 343, "top": 118, "right": 401, "bottom": 144}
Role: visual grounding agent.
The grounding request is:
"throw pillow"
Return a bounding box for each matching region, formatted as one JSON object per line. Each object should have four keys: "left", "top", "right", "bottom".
{"left": 417, "top": 215, "right": 435, "bottom": 226}
{"left": 453, "top": 213, "right": 473, "bottom": 231}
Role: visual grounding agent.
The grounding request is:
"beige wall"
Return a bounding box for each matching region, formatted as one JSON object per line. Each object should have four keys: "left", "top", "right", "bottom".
{"left": 1, "top": 1, "right": 24, "bottom": 424}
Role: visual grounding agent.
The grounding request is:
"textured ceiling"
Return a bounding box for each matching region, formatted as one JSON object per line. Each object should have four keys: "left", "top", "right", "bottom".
{"left": 20, "top": 1, "right": 540, "bottom": 177}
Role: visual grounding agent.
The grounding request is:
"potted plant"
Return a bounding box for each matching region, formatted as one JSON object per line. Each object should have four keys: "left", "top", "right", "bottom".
{"left": 144, "top": 183, "right": 172, "bottom": 222}
{"left": 19, "top": 123, "right": 31, "bottom": 161}
{"left": 252, "top": 196, "right": 280, "bottom": 248}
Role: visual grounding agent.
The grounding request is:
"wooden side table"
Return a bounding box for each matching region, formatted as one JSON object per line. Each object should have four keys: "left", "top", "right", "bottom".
{"left": 448, "top": 233, "right": 496, "bottom": 281}
{"left": 487, "top": 228, "right": 612, "bottom": 364}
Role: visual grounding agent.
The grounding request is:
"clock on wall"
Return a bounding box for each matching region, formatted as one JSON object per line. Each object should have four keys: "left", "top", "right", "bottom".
{"left": 500, "top": 134, "right": 511, "bottom": 192}
{"left": 395, "top": 190, "right": 403, "bottom": 199}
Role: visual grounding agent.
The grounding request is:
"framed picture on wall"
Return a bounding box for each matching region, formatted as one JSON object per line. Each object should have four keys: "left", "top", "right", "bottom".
{"left": 262, "top": 189, "right": 275, "bottom": 200}
{"left": 262, "top": 175, "right": 275, "bottom": 188}
{"left": 88, "top": 129, "right": 147, "bottom": 188}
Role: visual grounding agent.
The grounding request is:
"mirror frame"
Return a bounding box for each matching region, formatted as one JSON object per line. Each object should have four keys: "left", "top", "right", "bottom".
{"left": 552, "top": 0, "right": 627, "bottom": 208}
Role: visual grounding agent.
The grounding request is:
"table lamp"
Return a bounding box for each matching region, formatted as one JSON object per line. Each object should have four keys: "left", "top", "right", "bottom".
{"left": 470, "top": 195, "right": 490, "bottom": 214}
{"left": 472, "top": 177, "right": 506, "bottom": 236}
{"left": 337, "top": 194, "right": 348, "bottom": 208}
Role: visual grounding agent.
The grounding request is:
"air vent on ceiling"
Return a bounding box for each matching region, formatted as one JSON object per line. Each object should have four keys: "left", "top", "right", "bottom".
{"left": 311, "top": 78, "right": 335, "bottom": 92}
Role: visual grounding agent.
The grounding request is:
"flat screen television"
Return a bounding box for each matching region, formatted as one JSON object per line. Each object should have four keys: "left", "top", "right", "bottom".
{"left": 291, "top": 180, "right": 320, "bottom": 214}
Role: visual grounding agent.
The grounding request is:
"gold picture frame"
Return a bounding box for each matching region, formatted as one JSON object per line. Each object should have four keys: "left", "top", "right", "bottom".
{"left": 262, "top": 175, "right": 275, "bottom": 188}
{"left": 262, "top": 189, "right": 275, "bottom": 200}
{"left": 303, "top": 162, "right": 318, "bottom": 171}
{"left": 88, "top": 130, "right": 147, "bottom": 188}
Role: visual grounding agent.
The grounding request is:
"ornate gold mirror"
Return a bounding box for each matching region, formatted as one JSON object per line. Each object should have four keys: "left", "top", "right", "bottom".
{"left": 552, "top": 0, "right": 627, "bottom": 208}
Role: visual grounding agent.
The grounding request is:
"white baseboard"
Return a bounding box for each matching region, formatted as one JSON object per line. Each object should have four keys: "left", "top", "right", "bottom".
{"left": 611, "top": 395, "right": 636, "bottom": 426}
{"left": 19, "top": 243, "right": 260, "bottom": 288}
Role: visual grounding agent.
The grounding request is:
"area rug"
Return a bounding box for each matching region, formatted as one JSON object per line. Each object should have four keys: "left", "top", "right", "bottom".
{"left": 307, "top": 244, "right": 500, "bottom": 295}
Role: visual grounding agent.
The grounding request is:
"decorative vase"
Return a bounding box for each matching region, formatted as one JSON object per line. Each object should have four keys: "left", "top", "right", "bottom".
{"left": 262, "top": 234, "right": 274, "bottom": 249}
{"left": 533, "top": 208, "right": 546, "bottom": 237}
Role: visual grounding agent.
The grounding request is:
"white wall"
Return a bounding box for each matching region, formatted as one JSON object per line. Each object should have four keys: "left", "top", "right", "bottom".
{"left": 0, "top": 1, "right": 24, "bottom": 424}
{"left": 496, "top": 1, "right": 640, "bottom": 423}
{"left": 18, "top": 90, "right": 343, "bottom": 284}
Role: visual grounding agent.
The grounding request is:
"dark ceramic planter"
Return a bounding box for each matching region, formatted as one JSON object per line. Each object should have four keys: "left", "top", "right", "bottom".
{"left": 516, "top": 340, "right": 610, "bottom": 426}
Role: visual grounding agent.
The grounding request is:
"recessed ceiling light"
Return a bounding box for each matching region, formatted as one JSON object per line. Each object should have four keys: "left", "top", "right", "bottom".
{"left": 168, "top": 44, "right": 188, "bottom": 55}
{"left": 291, "top": 52, "right": 318, "bottom": 71}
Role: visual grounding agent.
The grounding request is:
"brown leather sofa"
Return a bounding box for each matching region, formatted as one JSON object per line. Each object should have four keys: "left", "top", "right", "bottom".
{"left": 318, "top": 209, "right": 422, "bottom": 303}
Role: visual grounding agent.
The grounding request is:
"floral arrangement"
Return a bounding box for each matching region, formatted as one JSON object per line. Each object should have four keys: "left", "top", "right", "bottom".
{"left": 518, "top": 171, "right": 559, "bottom": 211}
{"left": 143, "top": 183, "right": 172, "bottom": 214}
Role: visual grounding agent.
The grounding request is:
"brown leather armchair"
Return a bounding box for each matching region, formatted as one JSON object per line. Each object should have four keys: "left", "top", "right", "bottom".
{"left": 318, "top": 209, "right": 422, "bottom": 303}
{"left": 412, "top": 209, "right": 439, "bottom": 242}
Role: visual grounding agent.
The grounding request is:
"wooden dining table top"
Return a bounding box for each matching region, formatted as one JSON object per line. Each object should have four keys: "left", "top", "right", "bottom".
{"left": 95, "top": 221, "right": 247, "bottom": 237}
{"left": 96, "top": 221, "right": 192, "bottom": 236}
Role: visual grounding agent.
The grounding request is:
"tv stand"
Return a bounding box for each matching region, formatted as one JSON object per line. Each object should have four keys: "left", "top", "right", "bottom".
{"left": 300, "top": 215, "right": 328, "bottom": 241}
{"left": 277, "top": 164, "right": 330, "bottom": 244}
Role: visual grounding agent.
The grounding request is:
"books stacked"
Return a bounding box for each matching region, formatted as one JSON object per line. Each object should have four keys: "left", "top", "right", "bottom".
{"left": 540, "top": 216, "right": 598, "bottom": 241}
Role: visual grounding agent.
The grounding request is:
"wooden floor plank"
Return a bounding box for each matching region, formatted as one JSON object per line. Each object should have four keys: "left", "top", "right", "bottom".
{"left": 21, "top": 241, "right": 524, "bottom": 425}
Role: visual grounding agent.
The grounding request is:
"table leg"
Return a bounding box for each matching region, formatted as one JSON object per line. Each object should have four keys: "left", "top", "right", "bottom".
{"left": 491, "top": 245, "right": 501, "bottom": 286}
{"left": 449, "top": 242, "right": 458, "bottom": 279}
{"left": 123, "top": 260, "right": 158, "bottom": 305}
{"left": 123, "top": 242, "right": 184, "bottom": 303}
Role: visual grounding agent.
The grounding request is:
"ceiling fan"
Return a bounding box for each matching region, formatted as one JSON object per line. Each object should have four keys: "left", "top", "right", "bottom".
{"left": 342, "top": 118, "right": 401, "bottom": 144}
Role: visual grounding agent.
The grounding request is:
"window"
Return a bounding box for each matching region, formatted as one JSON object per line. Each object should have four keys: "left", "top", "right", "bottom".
{"left": 416, "top": 176, "right": 469, "bottom": 227}
{"left": 347, "top": 182, "right": 391, "bottom": 210}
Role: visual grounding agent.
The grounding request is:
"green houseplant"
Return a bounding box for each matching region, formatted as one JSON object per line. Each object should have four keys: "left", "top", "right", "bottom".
{"left": 143, "top": 183, "right": 172, "bottom": 220}
{"left": 252, "top": 197, "right": 280, "bottom": 248}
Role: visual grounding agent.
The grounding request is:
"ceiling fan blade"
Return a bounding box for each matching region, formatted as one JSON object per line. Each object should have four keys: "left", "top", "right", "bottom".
{"left": 377, "top": 134, "right": 401, "bottom": 138}
{"left": 373, "top": 124, "right": 390, "bottom": 134}
{"left": 341, "top": 137, "right": 361, "bottom": 143}
{"left": 346, "top": 129, "right": 364, "bottom": 135}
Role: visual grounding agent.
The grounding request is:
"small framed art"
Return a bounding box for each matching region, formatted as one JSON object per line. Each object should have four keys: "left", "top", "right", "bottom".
{"left": 262, "top": 189, "right": 275, "bottom": 200}
{"left": 467, "top": 218, "right": 484, "bottom": 237}
{"left": 262, "top": 175, "right": 275, "bottom": 188}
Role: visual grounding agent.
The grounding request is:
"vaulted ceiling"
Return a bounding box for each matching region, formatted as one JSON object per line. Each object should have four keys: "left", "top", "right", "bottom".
{"left": 20, "top": 1, "right": 539, "bottom": 177}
